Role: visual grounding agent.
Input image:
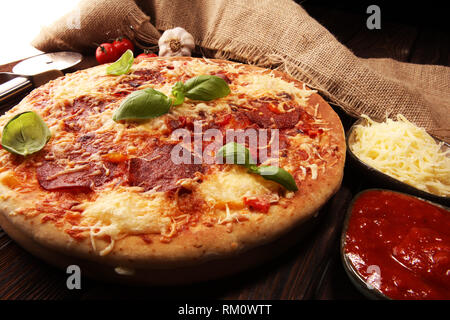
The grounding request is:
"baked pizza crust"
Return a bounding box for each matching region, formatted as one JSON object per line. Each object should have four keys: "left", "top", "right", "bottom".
{"left": 0, "top": 57, "right": 345, "bottom": 284}
{"left": 0, "top": 195, "right": 327, "bottom": 285}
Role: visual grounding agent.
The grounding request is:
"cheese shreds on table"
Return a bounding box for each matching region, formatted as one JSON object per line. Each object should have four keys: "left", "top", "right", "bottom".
{"left": 350, "top": 114, "right": 450, "bottom": 196}
{"left": 0, "top": 58, "right": 342, "bottom": 257}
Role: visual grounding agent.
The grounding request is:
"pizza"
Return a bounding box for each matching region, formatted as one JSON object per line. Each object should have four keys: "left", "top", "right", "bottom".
{"left": 0, "top": 57, "right": 345, "bottom": 284}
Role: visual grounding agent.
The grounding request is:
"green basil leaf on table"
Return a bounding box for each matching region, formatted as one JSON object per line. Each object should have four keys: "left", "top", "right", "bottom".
{"left": 113, "top": 88, "right": 172, "bottom": 121}
{"left": 183, "top": 75, "right": 230, "bottom": 101}
{"left": 1, "top": 111, "right": 51, "bottom": 156}
{"left": 171, "top": 81, "right": 186, "bottom": 106}
{"left": 106, "top": 49, "right": 134, "bottom": 76}
{"left": 217, "top": 142, "right": 298, "bottom": 191}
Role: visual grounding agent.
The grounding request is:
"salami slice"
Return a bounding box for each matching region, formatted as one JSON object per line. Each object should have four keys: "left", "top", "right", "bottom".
{"left": 36, "top": 161, "right": 113, "bottom": 191}
{"left": 63, "top": 96, "right": 110, "bottom": 132}
{"left": 246, "top": 101, "right": 300, "bottom": 129}
{"left": 128, "top": 144, "right": 203, "bottom": 192}
{"left": 131, "top": 69, "right": 165, "bottom": 84}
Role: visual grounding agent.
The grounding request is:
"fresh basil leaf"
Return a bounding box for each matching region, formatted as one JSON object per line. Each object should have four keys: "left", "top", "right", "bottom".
{"left": 217, "top": 142, "right": 256, "bottom": 166}
{"left": 113, "top": 88, "right": 172, "bottom": 121}
{"left": 217, "top": 142, "right": 298, "bottom": 191}
{"left": 249, "top": 165, "right": 298, "bottom": 191}
{"left": 171, "top": 81, "right": 186, "bottom": 106}
{"left": 106, "top": 49, "right": 134, "bottom": 76}
{"left": 1, "top": 111, "right": 51, "bottom": 156}
{"left": 184, "top": 75, "right": 230, "bottom": 101}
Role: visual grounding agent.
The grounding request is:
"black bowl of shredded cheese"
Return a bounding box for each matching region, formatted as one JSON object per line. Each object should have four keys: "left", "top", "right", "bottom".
{"left": 346, "top": 115, "right": 450, "bottom": 207}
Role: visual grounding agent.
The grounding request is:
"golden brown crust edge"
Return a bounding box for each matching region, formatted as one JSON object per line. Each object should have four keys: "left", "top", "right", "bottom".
{"left": 0, "top": 198, "right": 326, "bottom": 285}
{"left": 0, "top": 57, "right": 346, "bottom": 283}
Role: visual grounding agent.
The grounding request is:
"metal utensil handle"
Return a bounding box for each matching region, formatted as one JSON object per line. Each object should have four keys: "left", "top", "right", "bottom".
{"left": 0, "top": 77, "right": 32, "bottom": 105}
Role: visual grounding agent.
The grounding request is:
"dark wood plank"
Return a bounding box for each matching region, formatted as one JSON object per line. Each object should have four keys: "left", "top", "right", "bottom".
{"left": 302, "top": 5, "right": 362, "bottom": 44}
{"left": 345, "top": 22, "right": 418, "bottom": 61}
{"left": 310, "top": 157, "right": 369, "bottom": 299}
{"left": 304, "top": 3, "right": 420, "bottom": 63}
{"left": 282, "top": 187, "right": 353, "bottom": 299}
{"left": 313, "top": 248, "right": 366, "bottom": 300}
{"left": 409, "top": 27, "right": 450, "bottom": 66}
{"left": 0, "top": 228, "right": 80, "bottom": 300}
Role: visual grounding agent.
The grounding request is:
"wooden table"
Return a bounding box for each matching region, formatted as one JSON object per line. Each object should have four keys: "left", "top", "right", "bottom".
{"left": 0, "top": 3, "right": 448, "bottom": 300}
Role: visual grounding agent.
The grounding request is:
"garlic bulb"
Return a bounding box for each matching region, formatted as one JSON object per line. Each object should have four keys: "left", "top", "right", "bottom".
{"left": 158, "top": 27, "right": 195, "bottom": 57}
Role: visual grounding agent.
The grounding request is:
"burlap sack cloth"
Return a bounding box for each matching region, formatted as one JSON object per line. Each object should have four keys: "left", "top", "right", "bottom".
{"left": 32, "top": 0, "right": 450, "bottom": 142}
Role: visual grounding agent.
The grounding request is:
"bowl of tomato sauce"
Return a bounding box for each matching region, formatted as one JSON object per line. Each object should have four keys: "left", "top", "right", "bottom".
{"left": 341, "top": 189, "right": 450, "bottom": 300}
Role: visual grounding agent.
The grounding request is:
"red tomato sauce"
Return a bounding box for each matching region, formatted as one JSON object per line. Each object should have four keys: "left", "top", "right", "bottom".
{"left": 344, "top": 190, "right": 450, "bottom": 300}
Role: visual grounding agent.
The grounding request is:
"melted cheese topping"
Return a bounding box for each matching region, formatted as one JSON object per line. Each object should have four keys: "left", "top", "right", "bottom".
{"left": 198, "top": 166, "right": 281, "bottom": 210}
{"left": 49, "top": 67, "right": 116, "bottom": 101}
{"left": 76, "top": 190, "right": 172, "bottom": 243}
{"left": 350, "top": 114, "right": 450, "bottom": 196}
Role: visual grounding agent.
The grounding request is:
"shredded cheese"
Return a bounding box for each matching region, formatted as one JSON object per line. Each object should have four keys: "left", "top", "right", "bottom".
{"left": 217, "top": 204, "right": 249, "bottom": 225}
{"left": 114, "top": 266, "right": 135, "bottom": 276}
{"left": 350, "top": 114, "right": 450, "bottom": 196}
{"left": 236, "top": 73, "right": 315, "bottom": 105}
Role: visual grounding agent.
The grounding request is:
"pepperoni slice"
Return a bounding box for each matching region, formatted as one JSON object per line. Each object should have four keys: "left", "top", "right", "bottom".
{"left": 128, "top": 144, "right": 203, "bottom": 192}
{"left": 131, "top": 69, "right": 165, "bottom": 84}
{"left": 63, "top": 96, "right": 110, "bottom": 132}
{"left": 36, "top": 133, "right": 124, "bottom": 192}
{"left": 36, "top": 161, "right": 117, "bottom": 191}
{"left": 246, "top": 101, "right": 300, "bottom": 129}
